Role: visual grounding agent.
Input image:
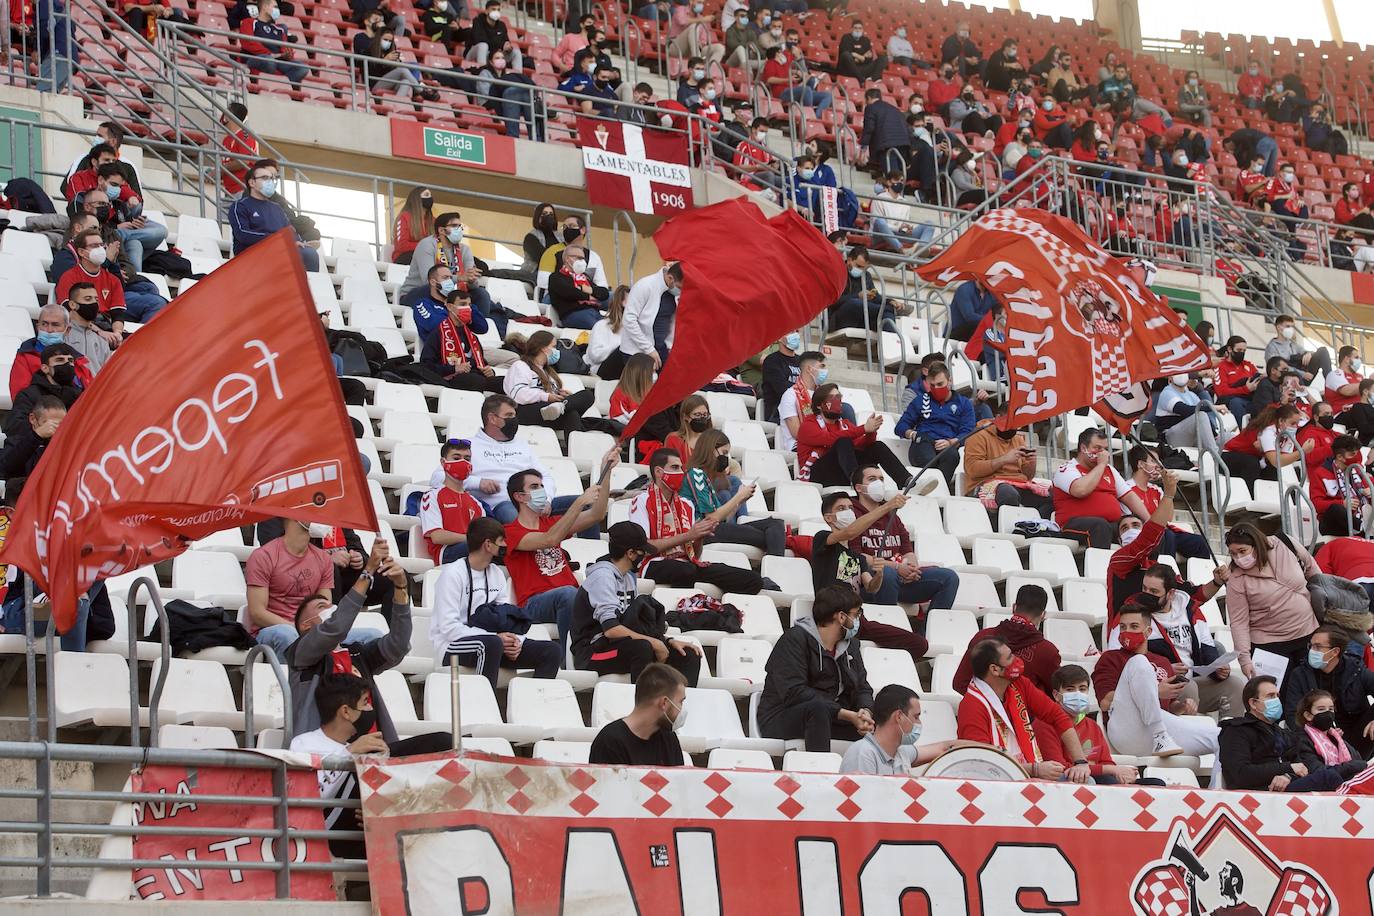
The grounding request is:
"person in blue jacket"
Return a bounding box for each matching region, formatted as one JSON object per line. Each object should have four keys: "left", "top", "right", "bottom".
{"left": 227, "top": 159, "right": 319, "bottom": 271}
{"left": 945, "top": 280, "right": 997, "bottom": 340}
{"left": 894, "top": 360, "right": 974, "bottom": 485}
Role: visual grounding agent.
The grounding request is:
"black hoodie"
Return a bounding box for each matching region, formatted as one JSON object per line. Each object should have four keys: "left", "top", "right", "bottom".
{"left": 758, "top": 617, "right": 872, "bottom": 730}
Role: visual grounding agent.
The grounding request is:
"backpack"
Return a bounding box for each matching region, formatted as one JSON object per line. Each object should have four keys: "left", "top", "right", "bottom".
{"left": 620, "top": 594, "right": 667, "bottom": 640}
{"left": 334, "top": 338, "right": 373, "bottom": 377}
{"left": 667, "top": 594, "right": 744, "bottom": 633}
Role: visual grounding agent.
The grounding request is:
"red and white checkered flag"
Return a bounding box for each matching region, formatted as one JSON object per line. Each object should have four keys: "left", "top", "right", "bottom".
{"left": 1134, "top": 864, "right": 1191, "bottom": 916}
{"left": 1268, "top": 867, "right": 1331, "bottom": 916}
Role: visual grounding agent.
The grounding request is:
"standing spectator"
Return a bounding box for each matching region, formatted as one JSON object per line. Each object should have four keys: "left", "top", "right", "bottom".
{"left": 430, "top": 517, "right": 561, "bottom": 683}
{"left": 1214, "top": 334, "right": 1260, "bottom": 423}
{"left": 939, "top": 21, "right": 982, "bottom": 81}
{"left": 466, "top": 0, "right": 522, "bottom": 70}
{"left": 1052, "top": 428, "right": 1149, "bottom": 548}
{"left": 391, "top": 186, "right": 433, "bottom": 266}
{"left": 245, "top": 518, "right": 337, "bottom": 658}
{"left": 1265, "top": 314, "right": 1332, "bottom": 385}
{"left": 240, "top": 0, "right": 308, "bottom": 89}
{"left": 1219, "top": 676, "right": 1349, "bottom": 791}
{"left": 419, "top": 439, "right": 487, "bottom": 564}
{"left": 618, "top": 262, "right": 682, "bottom": 369}
{"left": 35, "top": 0, "right": 76, "bottom": 94}
{"left": 1326, "top": 345, "right": 1365, "bottom": 415}
{"left": 837, "top": 19, "right": 884, "bottom": 84}
{"left": 858, "top": 88, "right": 910, "bottom": 174}
{"left": 503, "top": 331, "right": 597, "bottom": 434}
{"left": 952, "top": 585, "right": 1059, "bottom": 695}
{"left": 1225, "top": 521, "right": 1320, "bottom": 680}
{"left": 218, "top": 102, "right": 258, "bottom": 214}
{"left": 1223, "top": 127, "right": 1278, "bottom": 179}
{"left": 228, "top": 159, "right": 319, "bottom": 271}
{"left": 894, "top": 361, "right": 972, "bottom": 486}
{"left": 1176, "top": 70, "right": 1211, "bottom": 127}
{"left": 574, "top": 523, "right": 703, "bottom": 685}
{"left": 961, "top": 407, "right": 1051, "bottom": 517}
{"left": 797, "top": 383, "right": 912, "bottom": 487}
{"left": 1236, "top": 60, "right": 1266, "bottom": 109}
{"left": 848, "top": 464, "right": 959, "bottom": 609}
{"left": 588, "top": 662, "right": 691, "bottom": 765}
{"left": 983, "top": 38, "right": 1025, "bottom": 92}
{"left": 1281, "top": 626, "right": 1374, "bottom": 755}
{"left": 758, "top": 583, "right": 875, "bottom": 752}
{"left": 760, "top": 331, "right": 802, "bottom": 424}
{"left": 958, "top": 637, "right": 1092, "bottom": 781}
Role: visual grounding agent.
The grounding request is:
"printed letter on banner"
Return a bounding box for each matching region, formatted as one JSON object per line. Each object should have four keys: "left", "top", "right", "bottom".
{"left": 578, "top": 118, "right": 694, "bottom": 216}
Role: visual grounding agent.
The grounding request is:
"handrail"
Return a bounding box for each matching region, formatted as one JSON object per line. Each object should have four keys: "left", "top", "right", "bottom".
{"left": 125, "top": 577, "right": 172, "bottom": 749}
{"left": 1276, "top": 426, "right": 1315, "bottom": 549}
{"left": 612, "top": 209, "right": 639, "bottom": 287}
{"left": 1343, "top": 462, "right": 1374, "bottom": 539}
{"left": 242, "top": 644, "right": 293, "bottom": 746}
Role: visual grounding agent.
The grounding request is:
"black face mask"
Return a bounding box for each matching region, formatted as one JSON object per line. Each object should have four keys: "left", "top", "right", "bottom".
{"left": 420, "top": 195, "right": 433, "bottom": 209}
{"left": 351, "top": 706, "right": 378, "bottom": 739}
{"left": 50, "top": 363, "right": 76, "bottom": 387}
{"left": 714, "top": 454, "right": 729, "bottom": 472}
{"left": 1318, "top": 415, "right": 1336, "bottom": 429}
{"left": 1231, "top": 350, "right": 1246, "bottom": 363}
{"left": 689, "top": 416, "right": 711, "bottom": 433}
{"left": 996, "top": 427, "right": 1020, "bottom": 440}
{"left": 74, "top": 300, "right": 99, "bottom": 322}
{"left": 562, "top": 226, "right": 581, "bottom": 243}
{"left": 93, "top": 205, "right": 111, "bottom": 222}
{"left": 1311, "top": 711, "right": 1336, "bottom": 732}
{"left": 500, "top": 417, "right": 520, "bottom": 439}
{"left": 493, "top": 546, "right": 508, "bottom": 564}
{"left": 539, "top": 213, "right": 557, "bottom": 232}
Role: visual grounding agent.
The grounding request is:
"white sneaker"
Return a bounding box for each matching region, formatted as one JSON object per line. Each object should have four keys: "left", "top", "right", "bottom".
{"left": 1152, "top": 732, "right": 1183, "bottom": 758}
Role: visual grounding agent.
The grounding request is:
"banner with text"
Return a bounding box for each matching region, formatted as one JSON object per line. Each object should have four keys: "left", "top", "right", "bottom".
{"left": 578, "top": 118, "right": 693, "bottom": 216}
{"left": 130, "top": 763, "right": 334, "bottom": 901}
{"left": 360, "top": 752, "right": 1368, "bottom": 915}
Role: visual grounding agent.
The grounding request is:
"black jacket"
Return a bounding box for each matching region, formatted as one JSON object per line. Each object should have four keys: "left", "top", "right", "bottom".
{"left": 859, "top": 99, "right": 908, "bottom": 153}
{"left": 1292, "top": 725, "right": 1367, "bottom": 783}
{"left": 760, "top": 350, "right": 799, "bottom": 423}
{"left": 1218, "top": 714, "right": 1301, "bottom": 790}
{"left": 5, "top": 374, "right": 80, "bottom": 439}
{"left": 547, "top": 270, "right": 608, "bottom": 321}
{"left": 0, "top": 425, "right": 50, "bottom": 504}
{"left": 1281, "top": 652, "right": 1374, "bottom": 734}
{"left": 758, "top": 618, "right": 872, "bottom": 729}
{"left": 470, "top": 13, "right": 510, "bottom": 53}
{"left": 984, "top": 48, "right": 1025, "bottom": 92}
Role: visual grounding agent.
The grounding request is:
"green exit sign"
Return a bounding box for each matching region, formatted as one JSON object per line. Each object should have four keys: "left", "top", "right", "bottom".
{"left": 422, "top": 128, "right": 487, "bottom": 165}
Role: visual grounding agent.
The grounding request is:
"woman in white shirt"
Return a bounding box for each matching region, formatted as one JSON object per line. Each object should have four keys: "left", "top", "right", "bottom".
{"left": 1258, "top": 404, "right": 1308, "bottom": 476}
{"left": 503, "top": 329, "right": 596, "bottom": 433}
{"left": 589, "top": 284, "right": 629, "bottom": 379}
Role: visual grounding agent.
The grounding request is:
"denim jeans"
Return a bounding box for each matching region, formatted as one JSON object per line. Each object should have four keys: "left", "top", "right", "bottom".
{"left": 871, "top": 216, "right": 933, "bottom": 252}
{"left": 559, "top": 307, "right": 602, "bottom": 330}
{"left": 469, "top": 285, "right": 507, "bottom": 338}
{"left": 255, "top": 623, "right": 384, "bottom": 659}
{"left": 116, "top": 220, "right": 168, "bottom": 272}
{"left": 1255, "top": 135, "right": 1278, "bottom": 176}
{"left": 524, "top": 585, "right": 577, "bottom": 656}
{"left": 123, "top": 281, "right": 168, "bottom": 323}
{"left": 440, "top": 542, "right": 471, "bottom": 563}
{"left": 298, "top": 244, "right": 321, "bottom": 273}
{"left": 38, "top": 55, "right": 72, "bottom": 93}
{"left": 250, "top": 56, "right": 308, "bottom": 87}
{"left": 780, "top": 83, "right": 834, "bottom": 114}
{"left": 496, "top": 84, "right": 540, "bottom": 140}
{"left": 870, "top": 566, "right": 959, "bottom": 609}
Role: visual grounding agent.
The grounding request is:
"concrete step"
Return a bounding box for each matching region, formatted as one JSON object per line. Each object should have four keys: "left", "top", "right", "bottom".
{"left": 0, "top": 831, "right": 104, "bottom": 899}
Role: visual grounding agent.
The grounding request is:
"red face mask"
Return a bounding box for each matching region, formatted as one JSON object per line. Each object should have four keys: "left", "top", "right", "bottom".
{"left": 661, "top": 470, "right": 685, "bottom": 491}
{"left": 929, "top": 385, "right": 951, "bottom": 403}
{"left": 452, "top": 304, "right": 473, "bottom": 324}
{"left": 1119, "top": 630, "right": 1146, "bottom": 653}
{"left": 1002, "top": 656, "right": 1024, "bottom": 680}
{"left": 821, "top": 397, "right": 843, "bottom": 416}
{"left": 442, "top": 458, "right": 472, "bottom": 481}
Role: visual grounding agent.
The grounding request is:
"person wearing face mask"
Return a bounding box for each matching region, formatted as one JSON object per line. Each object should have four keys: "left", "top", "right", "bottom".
{"left": 1266, "top": 161, "right": 1309, "bottom": 222}
{"left": 1298, "top": 401, "right": 1338, "bottom": 469}
{"left": 1224, "top": 520, "right": 1320, "bottom": 682}
{"left": 1284, "top": 632, "right": 1374, "bottom": 756}
{"left": 926, "top": 65, "right": 961, "bottom": 113}
{"left": 576, "top": 524, "right": 702, "bottom": 693}
{"left": 619, "top": 262, "right": 684, "bottom": 370}
{"left": 665, "top": 394, "right": 713, "bottom": 457}
{"left": 885, "top": 25, "right": 925, "bottom": 72}
{"left": 723, "top": 10, "right": 761, "bottom": 72}
{"left": 1212, "top": 335, "right": 1260, "bottom": 423}
{"left": 587, "top": 661, "right": 691, "bottom": 766}
{"left": 504, "top": 330, "right": 600, "bottom": 433}
{"left": 1046, "top": 52, "right": 1090, "bottom": 104}
{"left": 420, "top": 440, "right": 488, "bottom": 564}
{"left": 894, "top": 362, "right": 973, "bottom": 486}
{"left": 1031, "top": 96, "right": 1072, "bottom": 149}
{"left": 1293, "top": 689, "right": 1373, "bottom": 785}
{"left": 421, "top": 284, "right": 510, "bottom": 389}
{"left": 1309, "top": 435, "right": 1373, "bottom": 537}
{"left": 431, "top": 516, "right": 562, "bottom": 684}
{"left": 832, "top": 245, "right": 905, "bottom": 332}
{"left": 4, "top": 343, "right": 81, "bottom": 441}
{"left": 948, "top": 87, "right": 1001, "bottom": 138}
{"left": 1155, "top": 369, "right": 1228, "bottom": 455}
{"left": 837, "top": 19, "right": 885, "bottom": 84}
{"left": 1219, "top": 676, "right": 1340, "bottom": 792}
{"left": 1235, "top": 59, "right": 1266, "bottom": 108}
{"left": 1131, "top": 564, "right": 1239, "bottom": 714}
{"left": 764, "top": 44, "right": 833, "bottom": 117}
{"left": 848, "top": 463, "right": 960, "bottom": 609}
{"left": 777, "top": 350, "right": 826, "bottom": 453}
{"left": 547, "top": 244, "right": 608, "bottom": 329}
{"left": 522, "top": 202, "right": 559, "bottom": 277}
{"left": 412, "top": 264, "right": 461, "bottom": 340}
{"left": 1264, "top": 314, "right": 1331, "bottom": 386}
{"left": 952, "top": 586, "right": 1058, "bottom": 696}
{"left": 939, "top": 21, "right": 982, "bottom": 81}
{"left": 1124, "top": 446, "right": 1210, "bottom": 559}
{"left": 958, "top": 637, "right": 1092, "bottom": 781}
{"left": 681, "top": 428, "right": 786, "bottom": 557}
{"left": 239, "top": 0, "right": 308, "bottom": 88}
{"left": 759, "top": 583, "right": 876, "bottom": 752}
{"left": 799, "top": 383, "right": 913, "bottom": 489}
{"left": 390, "top": 186, "right": 435, "bottom": 268}
{"left": 537, "top": 216, "right": 604, "bottom": 295}
{"left": 469, "top": 395, "right": 562, "bottom": 520}
{"left": 731, "top": 117, "right": 781, "bottom": 195}
{"left": 1324, "top": 345, "right": 1365, "bottom": 415}
{"left": 665, "top": 0, "right": 723, "bottom": 68}
{"left": 983, "top": 37, "right": 1024, "bottom": 92}
{"left": 841, "top": 685, "right": 959, "bottom": 775}
{"left": 60, "top": 282, "right": 113, "bottom": 374}
{"left": 465, "top": 0, "right": 522, "bottom": 70}
{"left": 228, "top": 159, "right": 319, "bottom": 271}
{"left": 1175, "top": 69, "right": 1211, "bottom": 127}
{"left": 419, "top": 0, "right": 466, "bottom": 51}
{"left": 961, "top": 404, "right": 1053, "bottom": 518}
{"left": 1335, "top": 182, "right": 1374, "bottom": 241}
{"left": 1036, "top": 665, "right": 1153, "bottom": 785}
{"left": 246, "top": 516, "right": 345, "bottom": 658}
{"left": 761, "top": 330, "right": 804, "bottom": 423}
{"left": 402, "top": 213, "right": 503, "bottom": 336}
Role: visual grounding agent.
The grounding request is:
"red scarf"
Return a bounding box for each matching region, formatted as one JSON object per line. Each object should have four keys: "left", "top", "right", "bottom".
{"left": 439, "top": 317, "right": 487, "bottom": 370}
{"left": 646, "top": 485, "right": 697, "bottom": 565}
{"left": 790, "top": 378, "right": 812, "bottom": 418}
{"left": 969, "top": 680, "right": 1042, "bottom": 764}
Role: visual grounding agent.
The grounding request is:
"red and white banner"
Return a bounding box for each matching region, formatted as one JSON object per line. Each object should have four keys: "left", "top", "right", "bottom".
{"left": 818, "top": 186, "right": 839, "bottom": 236}
{"left": 359, "top": 752, "right": 1366, "bottom": 915}
{"left": 578, "top": 118, "right": 693, "bottom": 216}
{"left": 0, "top": 231, "right": 378, "bottom": 631}
{"left": 130, "top": 763, "right": 333, "bottom": 901}
{"left": 916, "top": 208, "right": 1212, "bottom": 430}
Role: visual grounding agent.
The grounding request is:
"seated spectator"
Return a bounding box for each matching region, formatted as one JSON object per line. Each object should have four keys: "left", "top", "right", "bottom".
{"left": 1136, "top": 564, "right": 1240, "bottom": 714}
{"left": 229, "top": 159, "right": 319, "bottom": 272}
{"left": 666, "top": 1, "right": 722, "bottom": 69}
{"left": 894, "top": 361, "right": 971, "bottom": 485}
{"left": 218, "top": 103, "right": 258, "bottom": 217}
{"left": 859, "top": 88, "right": 908, "bottom": 175}
{"left": 1337, "top": 378, "right": 1374, "bottom": 445}
{"left": 961, "top": 406, "right": 1051, "bottom": 517}
{"left": 939, "top": 21, "right": 982, "bottom": 81}
{"left": 420, "top": 285, "right": 507, "bottom": 392}
{"left": 9, "top": 304, "right": 92, "bottom": 401}
{"left": 1047, "top": 51, "right": 1091, "bottom": 104}
{"left": 0, "top": 395, "right": 64, "bottom": 503}
{"left": 1236, "top": 59, "right": 1266, "bottom": 109}
{"left": 849, "top": 464, "right": 959, "bottom": 608}
{"left": 760, "top": 331, "right": 802, "bottom": 424}
{"left": 953, "top": 585, "right": 1059, "bottom": 695}
{"left": 777, "top": 349, "right": 824, "bottom": 455}
{"left": 1224, "top": 128, "right": 1278, "bottom": 183}
{"left": 1293, "top": 688, "right": 1373, "bottom": 784}
{"left": 574, "top": 522, "right": 703, "bottom": 684}
{"left": 629, "top": 448, "right": 773, "bottom": 594}
{"left": 1220, "top": 675, "right": 1350, "bottom": 791}
{"left": 1281, "top": 627, "right": 1374, "bottom": 756}
{"left": 1302, "top": 400, "right": 1338, "bottom": 468}
{"left": 420, "top": 0, "right": 466, "bottom": 51}
{"left": 1037, "top": 664, "right": 1151, "bottom": 785}
{"left": 681, "top": 429, "right": 783, "bottom": 554}
{"left": 411, "top": 264, "right": 459, "bottom": 341}
{"left": 759, "top": 583, "right": 874, "bottom": 751}
{"left": 620, "top": 82, "right": 664, "bottom": 127}
{"left": 1310, "top": 435, "right": 1371, "bottom": 536}
{"left": 431, "top": 517, "right": 561, "bottom": 683}
{"left": 983, "top": 38, "right": 1025, "bottom": 92}
{"left": 401, "top": 212, "right": 504, "bottom": 334}
{"left": 830, "top": 246, "right": 904, "bottom": 332}
{"left": 554, "top": 16, "right": 594, "bottom": 72}
{"left": 840, "top": 684, "right": 961, "bottom": 774}
{"left": 1097, "top": 62, "right": 1135, "bottom": 108}
{"left": 949, "top": 150, "right": 986, "bottom": 206}
{"left": 1326, "top": 345, "right": 1365, "bottom": 415}
{"left": 589, "top": 285, "right": 630, "bottom": 380}
{"left": 618, "top": 262, "right": 681, "bottom": 370}
{"left": 5, "top": 343, "right": 80, "bottom": 440}
{"left": 53, "top": 231, "right": 153, "bottom": 334}
{"left": 246, "top": 518, "right": 340, "bottom": 658}
{"left": 867, "top": 173, "right": 934, "bottom": 253}
{"left": 504, "top": 331, "right": 598, "bottom": 434}
{"left": 958, "top": 637, "right": 1092, "bottom": 781}
{"left": 712, "top": 100, "right": 754, "bottom": 169}
{"left": 1265, "top": 314, "right": 1331, "bottom": 386}
{"left": 661, "top": 395, "right": 712, "bottom": 461}
{"left": 948, "top": 87, "right": 1002, "bottom": 138}
{"left": 467, "top": 395, "right": 560, "bottom": 521}
{"left": 1266, "top": 162, "right": 1309, "bottom": 224}
{"left": 1093, "top": 597, "right": 1220, "bottom": 759}
{"left": 1125, "top": 446, "right": 1210, "bottom": 558}
{"left": 798, "top": 383, "right": 911, "bottom": 487}
{"left": 1032, "top": 97, "right": 1072, "bottom": 149}
{"left": 61, "top": 283, "right": 113, "bottom": 374}
{"left": 1315, "top": 536, "right": 1374, "bottom": 608}
{"left": 420, "top": 439, "right": 486, "bottom": 564}
{"left": 723, "top": 9, "right": 759, "bottom": 72}
{"left": 837, "top": 19, "right": 884, "bottom": 84}
{"left": 732, "top": 119, "right": 781, "bottom": 196}
{"left": 240, "top": 0, "right": 308, "bottom": 89}
{"left": 1052, "top": 428, "right": 1149, "bottom": 548}
{"left": 1176, "top": 70, "right": 1211, "bottom": 127}
{"left": 547, "top": 244, "right": 608, "bottom": 329}
{"left": 1336, "top": 182, "right": 1374, "bottom": 235}
{"left": 466, "top": 0, "right": 522, "bottom": 69}
{"left": 71, "top": 162, "right": 166, "bottom": 274}
{"left": 64, "top": 122, "right": 142, "bottom": 196}
{"left": 522, "top": 202, "right": 559, "bottom": 278}
{"left": 886, "top": 26, "right": 924, "bottom": 72}
{"left": 588, "top": 661, "right": 691, "bottom": 765}
{"left": 927, "top": 64, "right": 961, "bottom": 112}
{"left": 355, "top": 20, "right": 429, "bottom": 105}
{"left": 1264, "top": 81, "right": 1308, "bottom": 124}
{"left": 1214, "top": 334, "right": 1260, "bottom": 423}
{"left": 763, "top": 44, "right": 832, "bottom": 116}
{"left": 946, "top": 280, "right": 996, "bottom": 340}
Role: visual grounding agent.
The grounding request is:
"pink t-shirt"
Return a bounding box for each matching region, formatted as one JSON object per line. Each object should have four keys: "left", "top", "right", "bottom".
{"left": 244, "top": 538, "right": 334, "bottom": 632}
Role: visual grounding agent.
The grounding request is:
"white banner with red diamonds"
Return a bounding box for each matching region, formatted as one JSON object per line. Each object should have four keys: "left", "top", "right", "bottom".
{"left": 358, "top": 751, "right": 1369, "bottom": 916}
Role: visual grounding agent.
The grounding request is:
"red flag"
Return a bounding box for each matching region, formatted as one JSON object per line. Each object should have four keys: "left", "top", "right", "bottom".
{"left": 916, "top": 208, "right": 1211, "bottom": 430}
{"left": 578, "top": 117, "right": 693, "bottom": 216}
{"left": 0, "top": 231, "right": 377, "bottom": 633}
{"left": 619, "top": 198, "right": 845, "bottom": 441}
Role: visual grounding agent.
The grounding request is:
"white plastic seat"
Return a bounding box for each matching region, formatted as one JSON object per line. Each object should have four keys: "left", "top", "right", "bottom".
{"left": 332, "top": 237, "right": 376, "bottom": 260}
{"left": 1004, "top": 575, "right": 1060, "bottom": 614}
{"left": 926, "top": 654, "right": 961, "bottom": 702}
{"left": 158, "top": 724, "right": 238, "bottom": 749}
{"left": 437, "top": 388, "right": 485, "bottom": 429}
{"left": 380, "top": 410, "right": 440, "bottom": 446}
{"left": 703, "top": 391, "right": 752, "bottom": 422}
{"left": 679, "top": 686, "right": 776, "bottom": 755}
{"left": 568, "top": 430, "right": 616, "bottom": 474}
{"left": 53, "top": 652, "right": 148, "bottom": 728}
{"left": 722, "top": 420, "right": 770, "bottom": 455}
{"left": 1083, "top": 547, "right": 1112, "bottom": 582}
{"left": 372, "top": 669, "right": 427, "bottom": 736}
{"left": 150, "top": 657, "right": 241, "bottom": 729}
{"left": 1061, "top": 578, "right": 1109, "bottom": 625}
{"left": 760, "top": 555, "right": 813, "bottom": 605}
{"left": 861, "top": 647, "right": 920, "bottom": 692}
{"left": 0, "top": 278, "right": 39, "bottom": 315}
{"left": 390, "top": 442, "right": 441, "bottom": 484}
{"left": 918, "top": 698, "right": 958, "bottom": 745}
{"left": 971, "top": 536, "right": 1023, "bottom": 579}
{"left": 914, "top": 531, "right": 966, "bottom": 567}
{"left": 950, "top": 572, "right": 1002, "bottom": 613}
{"left": 590, "top": 680, "right": 636, "bottom": 727}
{"left": 532, "top": 740, "right": 592, "bottom": 763}
{"left": 0, "top": 306, "right": 35, "bottom": 339}
{"left": 773, "top": 481, "right": 823, "bottom": 521}
{"left": 707, "top": 748, "right": 774, "bottom": 770}
{"left": 247, "top": 663, "right": 288, "bottom": 730}
{"left": 924, "top": 608, "right": 978, "bottom": 656}
{"left": 170, "top": 551, "right": 247, "bottom": 607}
{"left": 742, "top": 450, "right": 791, "bottom": 490}
{"left": 372, "top": 379, "right": 430, "bottom": 415}
{"left": 712, "top": 636, "right": 773, "bottom": 694}
{"left": 860, "top": 604, "right": 910, "bottom": 631}
{"left": 782, "top": 750, "right": 842, "bottom": 773}
{"left": 1028, "top": 541, "right": 1081, "bottom": 582}
{"left": 463, "top": 737, "right": 515, "bottom": 756}
{"left": 0, "top": 229, "right": 51, "bottom": 267}
{"left": 422, "top": 672, "right": 543, "bottom": 744}
{"left": 523, "top": 424, "right": 563, "bottom": 459}
{"left": 1044, "top": 617, "right": 1099, "bottom": 659}
{"left": 724, "top": 593, "right": 784, "bottom": 642}
{"left": 544, "top": 457, "right": 584, "bottom": 498}
{"left": 945, "top": 497, "right": 1018, "bottom": 547}
{"left": 506, "top": 677, "right": 596, "bottom": 741}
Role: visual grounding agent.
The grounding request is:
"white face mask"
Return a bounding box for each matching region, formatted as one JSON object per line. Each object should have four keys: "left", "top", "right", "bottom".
{"left": 666, "top": 698, "right": 688, "bottom": 731}
{"left": 487, "top": 8, "right": 501, "bottom": 19}
{"left": 1170, "top": 374, "right": 1189, "bottom": 387}
{"left": 865, "top": 480, "right": 889, "bottom": 502}
{"left": 833, "top": 509, "right": 857, "bottom": 528}
{"left": 1119, "top": 526, "right": 1141, "bottom": 546}
{"left": 1280, "top": 326, "right": 1296, "bottom": 340}
{"left": 571, "top": 258, "right": 588, "bottom": 274}
{"left": 306, "top": 522, "right": 334, "bottom": 539}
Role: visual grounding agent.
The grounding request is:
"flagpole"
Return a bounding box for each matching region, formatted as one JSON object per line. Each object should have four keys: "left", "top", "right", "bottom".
{"left": 1123, "top": 430, "right": 1222, "bottom": 566}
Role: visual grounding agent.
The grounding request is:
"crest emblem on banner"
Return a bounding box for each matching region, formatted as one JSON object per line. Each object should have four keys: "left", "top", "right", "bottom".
{"left": 1132, "top": 812, "right": 1334, "bottom": 916}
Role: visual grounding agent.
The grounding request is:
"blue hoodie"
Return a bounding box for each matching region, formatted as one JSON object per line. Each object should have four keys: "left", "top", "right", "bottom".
{"left": 946, "top": 281, "right": 997, "bottom": 338}
{"left": 895, "top": 387, "right": 974, "bottom": 441}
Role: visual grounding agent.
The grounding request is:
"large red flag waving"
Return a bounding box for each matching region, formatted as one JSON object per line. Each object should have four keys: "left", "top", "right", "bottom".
{"left": 619, "top": 198, "right": 845, "bottom": 440}
{"left": 1, "top": 231, "right": 378, "bottom": 633}
{"left": 916, "top": 208, "right": 1211, "bottom": 430}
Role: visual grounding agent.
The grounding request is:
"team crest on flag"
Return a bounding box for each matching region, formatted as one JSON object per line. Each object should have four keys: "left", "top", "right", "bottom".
{"left": 578, "top": 118, "right": 694, "bottom": 216}
{"left": 1132, "top": 813, "right": 1334, "bottom": 916}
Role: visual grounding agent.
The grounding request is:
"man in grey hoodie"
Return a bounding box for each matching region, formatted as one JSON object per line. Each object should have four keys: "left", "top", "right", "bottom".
{"left": 571, "top": 521, "right": 702, "bottom": 683}
{"left": 758, "top": 583, "right": 875, "bottom": 752}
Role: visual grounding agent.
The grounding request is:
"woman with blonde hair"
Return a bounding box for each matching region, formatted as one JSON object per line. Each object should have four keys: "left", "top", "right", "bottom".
{"left": 590, "top": 284, "right": 631, "bottom": 379}
{"left": 392, "top": 186, "right": 433, "bottom": 265}
{"left": 665, "top": 394, "right": 712, "bottom": 457}
{"left": 609, "top": 353, "right": 654, "bottom": 425}
{"left": 503, "top": 330, "right": 595, "bottom": 433}
{"left": 683, "top": 429, "right": 786, "bottom": 556}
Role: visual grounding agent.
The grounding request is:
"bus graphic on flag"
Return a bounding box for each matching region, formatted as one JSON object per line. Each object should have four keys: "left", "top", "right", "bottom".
{"left": 578, "top": 118, "right": 694, "bottom": 216}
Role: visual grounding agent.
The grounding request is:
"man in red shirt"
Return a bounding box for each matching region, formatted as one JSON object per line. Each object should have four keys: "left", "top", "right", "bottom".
{"left": 1265, "top": 162, "right": 1308, "bottom": 219}
{"left": 220, "top": 101, "right": 259, "bottom": 203}
{"left": 1033, "top": 664, "right": 1147, "bottom": 785}
{"left": 8, "top": 304, "right": 94, "bottom": 401}
{"left": 1092, "top": 598, "right": 1220, "bottom": 761}
{"left": 956, "top": 637, "right": 1092, "bottom": 781}
{"left": 505, "top": 461, "right": 615, "bottom": 653}
{"left": 732, "top": 117, "right": 778, "bottom": 194}
{"left": 927, "top": 63, "right": 961, "bottom": 111}
{"left": 54, "top": 229, "right": 126, "bottom": 326}
{"left": 952, "top": 584, "right": 1059, "bottom": 695}
{"left": 420, "top": 440, "right": 486, "bottom": 564}
{"left": 1299, "top": 400, "right": 1337, "bottom": 468}
{"left": 1125, "top": 445, "right": 1210, "bottom": 559}
{"left": 1032, "top": 98, "right": 1071, "bottom": 149}
{"left": 1051, "top": 428, "right": 1149, "bottom": 548}
{"left": 1214, "top": 335, "right": 1260, "bottom": 423}
{"left": 1310, "top": 434, "right": 1371, "bottom": 537}
{"left": 1325, "top": 345, "right": 1364, "bottom": 415}
{"left": 1234, "top": 154, "right": 1269, "bottom": 207}
{"left": 1236, "top": 60, "right": 1266, "bottom": 109}
{"left": 1106, "top": 471, "right": 1180, "bottom": 617}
